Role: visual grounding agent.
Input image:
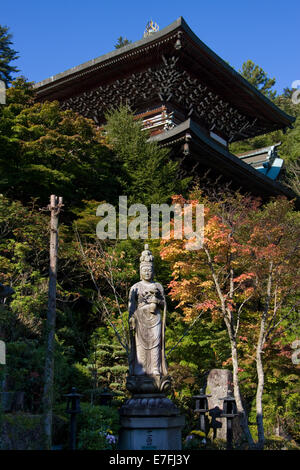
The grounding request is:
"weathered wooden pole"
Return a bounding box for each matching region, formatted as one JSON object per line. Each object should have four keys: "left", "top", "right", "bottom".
{"left": 42, "top": 195, "right": 63, "bottom": 450}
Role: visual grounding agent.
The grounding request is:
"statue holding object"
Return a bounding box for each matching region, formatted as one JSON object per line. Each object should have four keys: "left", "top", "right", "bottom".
{"left": 126, "top": 244, "right": 171, "bottom": 394}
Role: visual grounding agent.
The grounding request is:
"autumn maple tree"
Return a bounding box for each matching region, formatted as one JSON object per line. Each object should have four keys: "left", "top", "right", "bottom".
{"left": 160, "top": 189, "right": 300, "bottom": 448}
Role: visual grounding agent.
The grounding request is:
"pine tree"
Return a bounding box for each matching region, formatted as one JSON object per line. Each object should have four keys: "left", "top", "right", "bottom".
{"left": 83, "top": 327, "right": 128, "bottom": 399}
{"left": 0, "top": 25, "right": 19, "bottom": 86}
{"left": 105, "top": 105, "right": 190, "bottom": 206}
{"left": 114, "top": 37, "right": 132, "bottom": 49}
{"left": 240, "top": 60, "right": 276, "bottom": 100}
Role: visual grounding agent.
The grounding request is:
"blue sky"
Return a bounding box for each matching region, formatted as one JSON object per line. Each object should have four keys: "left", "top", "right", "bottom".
{"left": 1, "top": 0, "right": 299, "bottom": 94}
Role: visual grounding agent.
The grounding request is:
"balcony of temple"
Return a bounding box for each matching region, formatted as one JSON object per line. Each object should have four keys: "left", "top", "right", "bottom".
{"left": 134, "top": 105, "right": 185, "bottom": 136}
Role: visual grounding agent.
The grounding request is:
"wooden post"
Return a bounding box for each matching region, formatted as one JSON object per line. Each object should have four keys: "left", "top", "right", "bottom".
{"left": 42, "top": 195, "right": 63, "bottom": 450}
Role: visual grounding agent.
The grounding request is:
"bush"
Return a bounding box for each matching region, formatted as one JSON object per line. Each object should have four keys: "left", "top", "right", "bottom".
{"left": 0, "top": 413, "right": 43, "bottom": 450}
{"left": 182, "top": 432, "right": 227, "bottom": 450}
{"left": 264, "top": 436, "right": 300, "bottom": 450}
{"left": 76, "top": 402, "right": 120, "bottom": 450}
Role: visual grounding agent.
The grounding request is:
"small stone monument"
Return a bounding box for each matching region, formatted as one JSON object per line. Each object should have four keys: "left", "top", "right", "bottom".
{"left": 118, "top": 245, "right": 184, "bottom": 450}
{"left": 206, "top": 369, "right": 242, "bottom": 443}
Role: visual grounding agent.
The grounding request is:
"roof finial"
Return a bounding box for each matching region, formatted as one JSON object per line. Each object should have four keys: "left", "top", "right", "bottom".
{"left": 144, "top": 20, "right": 159, "bottom": 38}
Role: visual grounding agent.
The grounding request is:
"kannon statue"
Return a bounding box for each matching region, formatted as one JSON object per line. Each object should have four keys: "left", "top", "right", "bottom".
{"left": 126, "top": 244, "right": 171, "bottom": 394}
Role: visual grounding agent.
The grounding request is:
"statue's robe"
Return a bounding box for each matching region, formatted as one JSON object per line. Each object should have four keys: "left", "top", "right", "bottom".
{"left": 128, "top": 280, "right": 167, "bottom": 377}
{"left": 134, "top": 304, "right": 162, "bottom": 375}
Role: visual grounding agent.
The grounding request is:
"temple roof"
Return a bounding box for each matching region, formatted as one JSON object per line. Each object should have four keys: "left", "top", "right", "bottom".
{"left": 149, "top": 119, "right": 297, "bottom": 201}
{"left": 236, "top": 143, "right": 284, "bottom": 180}
{"left": 34, "top": 17, "right": 294, "bottom": 142}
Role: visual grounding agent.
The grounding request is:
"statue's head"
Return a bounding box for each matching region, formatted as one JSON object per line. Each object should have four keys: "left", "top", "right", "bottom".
{"left": 140, "top": 244, "right": 154, "bottom": 281}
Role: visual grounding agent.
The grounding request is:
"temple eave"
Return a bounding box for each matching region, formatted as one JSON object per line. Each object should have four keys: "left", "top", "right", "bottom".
{"left": 149, "top": 119, "right": 299, "bottom": 202}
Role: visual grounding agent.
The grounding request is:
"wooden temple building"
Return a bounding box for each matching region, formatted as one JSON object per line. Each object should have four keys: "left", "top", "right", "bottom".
{"left": 34, "top": 17, "right": 296, "bottom": 200}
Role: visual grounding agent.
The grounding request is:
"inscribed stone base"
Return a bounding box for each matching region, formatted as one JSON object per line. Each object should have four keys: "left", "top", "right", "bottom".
{"left": 118, "top": 415, "right": 185, "bottom": 450}
{"left": 118, "top": 395, "right": 185, "bottom": 450}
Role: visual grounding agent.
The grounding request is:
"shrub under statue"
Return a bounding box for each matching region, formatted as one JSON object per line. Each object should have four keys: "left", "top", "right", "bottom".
{"left": 118, "top": 245, "right": 184, "bottom": 450}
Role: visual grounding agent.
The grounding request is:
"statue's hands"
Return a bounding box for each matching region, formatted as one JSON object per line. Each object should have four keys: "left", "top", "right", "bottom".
{"left": 129, "top": 316, "right": 136, "bottom": 332}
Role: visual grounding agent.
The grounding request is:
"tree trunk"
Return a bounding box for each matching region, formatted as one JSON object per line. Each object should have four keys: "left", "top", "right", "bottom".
{"left": 204, "top": 245, "right": 255, "bottom": 448}
{"left": 230, "top": 336, "right": 255, "bottom": 449}
{"left": 255, "top": 262, "right": 272, "bottom": 450}
{"left": 42, "top": 195, "right": 62, "bottom": 450}
{"left": 256, "top": 326, "right": 265, "bottom": 449}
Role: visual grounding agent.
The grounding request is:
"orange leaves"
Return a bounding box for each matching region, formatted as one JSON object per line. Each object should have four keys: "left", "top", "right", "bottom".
{"left": 160, "top": 193, "right": 300, "bottom": 333}
{"left": 222, "top": 357, "right": 232, "bottom": 367}
{"left": 169, "top": 278, "right": 197, "bottom": 302}
{"left": 160, "top": 240, "right": 185, "bottom": 262}
{"left": 171, "top": 261, "right": 193, "bottom": 279}
{"left": 199, "top": 280, "right": 214, "bottom": 289}
{"left": 181, "top": 307, "right": 197, "bottom": 322}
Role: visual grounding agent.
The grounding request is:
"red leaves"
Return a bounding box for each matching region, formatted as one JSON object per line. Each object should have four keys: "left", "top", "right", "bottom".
{"left": 195, "top": 300, "right": 218, "bottom": 312}
{"left": 233, "top": 273, "right": 255, "bottom": 284}
{"left": 160, "top": 193, "right": 300, "bottom": 332}
{"left": 238, "top": 336, "right": 248, "bottom": 342}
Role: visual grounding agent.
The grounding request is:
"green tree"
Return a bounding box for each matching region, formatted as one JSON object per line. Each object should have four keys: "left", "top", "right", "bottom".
{"left": 114, "top": 37, "right": 132, "bottom": 49}
{"left": 230, "top": 78, "right": 300, "bottom": 189}
{"left": 0, "top": 25, "right": 19, "bottom": 86}
{"left": 285, "top": 159, "right": 300, "bottom": 196}
{"left": 240, "top": 60, "right": 276, "bottom": 100}
{"left": 82, "top": 326, "right": 128, "bottom": 399}
{"left": 0, "top": 78, "right": 118, "bottom": 210}
{"left": 105, "top": 105, "right": 190, "bottom": 206}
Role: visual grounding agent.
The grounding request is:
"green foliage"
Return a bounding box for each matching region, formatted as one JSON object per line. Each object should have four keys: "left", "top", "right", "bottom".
{"left": 114, "top": 37, "right": 132, "bottom": 49}
{"left": 72, "top": 200, "right": 104, "bottom": 239}
{"left": 0, "top": 25, "right": 19, "bottom": 86}
{"left": 77, "top": 402, "right": 120, "bottom": 450}
{"left": 231, "top": 63, "right": 300, "bottom": 195}
{"left": 0, "top": 195, "right": 50, "bottom": 340}
{"left": 0, "top": 71, "right": 299, "bottom": 451}
{"left": 165, "top": 314, "right": 230, "bottom": 399}
{"left": 284, "top": 159, "right": 300, "bottom": 196}
{"left": 264, "top": 436, "right": 300, "bottom": 450}
{"left": 0, "top": 79, "right": 118, "bottom": 209}
{"left": 81, "top": 326, "right": 128, "bottom": 399}
{"left": 0, "top": 413, "right": 43, "bottom": 450}
{"left": 274, "top": 94, "right": 300, "bottom": 162}
{"left": 240, "top": 60, "right": 276, "bottom": 99}
{"left": 183, "top": 434, "right": 227, "bottom": 450}
{"left": 105, "top": 105, "right": 190, "bottom": 206}
{"left": 0, "top": 195, "right": 97, "bottom": 418}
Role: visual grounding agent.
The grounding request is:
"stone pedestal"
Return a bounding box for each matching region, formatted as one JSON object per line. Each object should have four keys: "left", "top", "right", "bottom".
{"left": 118, "top": 395, "right": 185, "bottom": 450}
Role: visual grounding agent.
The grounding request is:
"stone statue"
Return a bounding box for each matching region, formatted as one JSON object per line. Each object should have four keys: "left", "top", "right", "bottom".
{"left": 119, "top": 245, "right": 184, "bottom": 451}
{"left": 126, "top": 244, "right": 170, "bottom": 394}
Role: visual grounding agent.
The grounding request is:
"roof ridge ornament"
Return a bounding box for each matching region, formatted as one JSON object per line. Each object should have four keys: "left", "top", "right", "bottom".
{"left": 144, "top": 20, "right": 159, "bottom": 38}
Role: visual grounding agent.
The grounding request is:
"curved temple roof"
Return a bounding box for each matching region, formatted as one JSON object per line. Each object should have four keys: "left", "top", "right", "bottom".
{"left": 34, "top": 17, "right": 294, "bottom": 138}
{"left": 34, "top": 19, "right": 298, "bottom": 204}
